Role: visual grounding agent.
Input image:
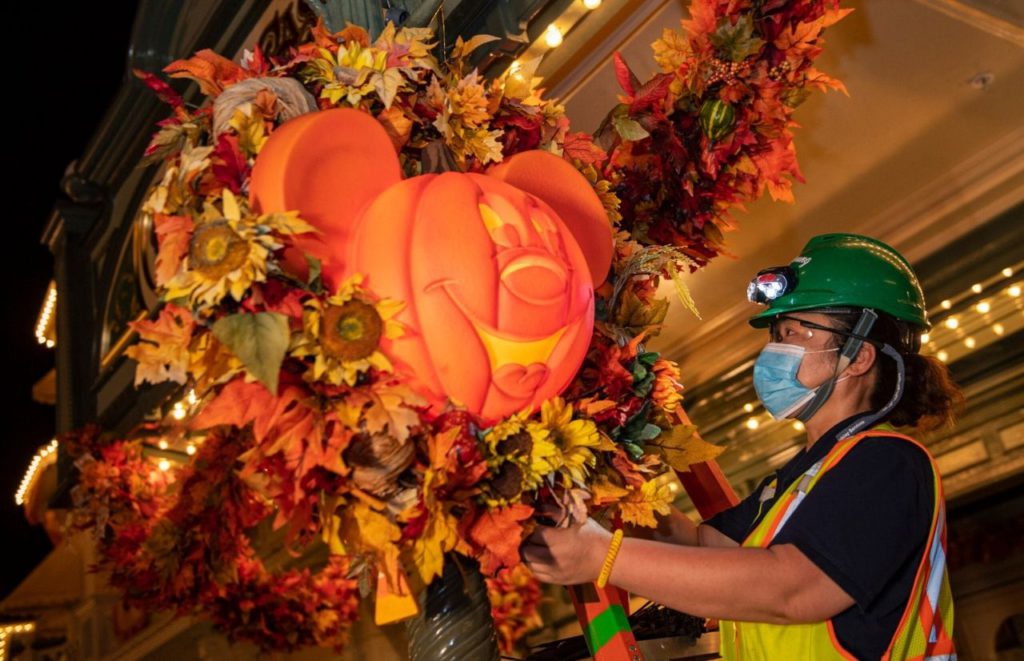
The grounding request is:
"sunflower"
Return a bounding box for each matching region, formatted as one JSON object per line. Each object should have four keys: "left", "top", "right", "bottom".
{"left": 164, "top": 189, "right": 313, "bottom": 310}
{"left": 482, "top": 414, "right": 557, "bottom": 504}
{"left": 535, "top": 397, "right": 602, "bottom": 488}
{"left": 290, "top": 274, "right": 404, "bottom": 386}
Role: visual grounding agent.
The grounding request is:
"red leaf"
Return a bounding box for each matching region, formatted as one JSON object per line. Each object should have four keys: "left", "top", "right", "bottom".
{"left": 469, "top": 504, "right": 534, "bottom": 575}
{"left": 133, "top": 69, "right": 183, "bottom": 108}
{"left": 211, "top": 133, "right": 249, "bottom": 195}
{"left": 629, "top": 73, "right": 673, "bottom": 116}
{"left": 562, "top": 132, "right": 607, "bottom": 165}
{"left": 613, "top": 52, "right": 639, "bottom": 98}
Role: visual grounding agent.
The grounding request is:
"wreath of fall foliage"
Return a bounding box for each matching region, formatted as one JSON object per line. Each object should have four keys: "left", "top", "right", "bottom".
{"left": 67, "top": 0, "right": 847, "bottom": 653}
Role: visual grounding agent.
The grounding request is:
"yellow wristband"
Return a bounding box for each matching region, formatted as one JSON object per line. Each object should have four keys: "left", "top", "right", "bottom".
{"left": 596, "top": 529, "right": 625, "bottom": 588}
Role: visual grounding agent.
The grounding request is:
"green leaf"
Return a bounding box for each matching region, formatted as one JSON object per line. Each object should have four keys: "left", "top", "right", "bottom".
{"left": 619, "top": 401, "right": 653, "bottom": 443}
{"left": 624, "top": 442, "right": 645, "bottom": 460}
{"left": 617, "top": 290, "right": 670, "bottom": 334}
{"left": 306, "top": 255, "right": 323, "bottom": 293}
{"left": 612, "top": 112, "right": 651, "bottom": 142}
{"left": 633, "top": 373, "right": 656, "bottom": 399}
{"left": 710, "top": 14, "right": 765, "bottom": 62}
{"left": 212, "top": 312, "right": 290, "bottom": 394}
{"left": 638, "top": 351, "right": 660, "bottom": 367}
{"left": 637, "top": 423, "right": 663, "bottom": 442}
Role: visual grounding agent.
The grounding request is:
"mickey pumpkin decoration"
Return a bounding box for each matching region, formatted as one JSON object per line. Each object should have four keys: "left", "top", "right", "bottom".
{"left": 250, "top": 108, "right": 612, "bottom": 421}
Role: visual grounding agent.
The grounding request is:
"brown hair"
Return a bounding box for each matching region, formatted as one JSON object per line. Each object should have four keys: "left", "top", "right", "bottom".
{"left": 827, "top": 311, "right": 965, "bottom": 432}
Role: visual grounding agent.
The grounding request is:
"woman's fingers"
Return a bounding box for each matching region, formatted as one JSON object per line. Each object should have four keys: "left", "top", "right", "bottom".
{"left": 521, "top": 542, "right": 555, "bottom": 565}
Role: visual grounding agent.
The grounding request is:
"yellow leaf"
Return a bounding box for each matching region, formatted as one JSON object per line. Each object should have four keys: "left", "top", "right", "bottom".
{"left": 336, "top": 499, "right": 403, "bottom": 589}
{"left": 408, "top": 504, "right": 459, "bottom": 585}
{"left": 646, "top": 424, "right": 723, "bottom": 473}
{"left": 618, "top": 476, "right": 675, "bottom": 528}
{"left": 345, "top": 384, "right": 427, "bottom": 441}
{"left": 591, "top": 476, "right": 630, "bottom": 506}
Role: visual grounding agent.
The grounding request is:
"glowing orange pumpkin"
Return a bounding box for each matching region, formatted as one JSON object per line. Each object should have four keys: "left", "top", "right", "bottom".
{"left": 251, "top": 109, "right": 606, "bottom": 420}
{"left": 347, "top": 172, "right": 594, "bottom": 421}
{"left": 249, "top": 109, "right": 402, "bottom": 286}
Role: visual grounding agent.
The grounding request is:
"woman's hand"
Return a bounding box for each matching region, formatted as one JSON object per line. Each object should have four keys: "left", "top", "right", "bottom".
{"left": 521, "top": 517, "right": 611, "bottom": 585}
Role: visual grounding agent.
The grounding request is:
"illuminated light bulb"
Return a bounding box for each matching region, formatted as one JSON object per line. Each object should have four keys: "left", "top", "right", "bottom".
{"left": 964, "top": 337, "right": 976, "bottom": 349}
{"left": 941, "top": 299, "right": 952, "bottom": 310}
{"left": 745, "top": 417, "right": 760, "bottom": 430}
{"left": 158, "top": 440, "right": 169, "bottom": 450}
{"left": 937, "top": 350, "right": 949, "bottom": 362}
{"left": 1010, "top": 285, "right": 1022, "bottom": 298}
{"left": 544, "top": 24, "right": 563, "bottom": 48}
{"left": 172, "top": 402, "right": 186, "bottom": 420}
{"left": 993, "top": 323, "right": 1005, "bottom": 335}
{"left": 743, "top": 402, "right": 754, "bottom": 413}
{"left": 583, "top": 0, "right": 602, "bottom": 8}
{"left": 792, "top": 420, "right": 805, "bottom": 432}
{"left": 944, "top": 317, "right": 959, "bottom": 329}
{"left": 158, "top": 459, "right": 171, "bottom": 472}
{"left": 1003, "top": 267, "right": 1014, "bottom": 277}
{"left": 976, "top": 301, "right": 991, "bottom": 314}
{"left": 668, "top": 481, "right": 679, "bottom": 493}
{"left": 46, "top": 340, "right": 55, "bottom": 348}
{"left": 971, "top": 283, "right": 982, "bottom": 294}
{"left": 188, "top": 389, "right": 197, "bottom": 406}
{"left": 920, "top": 333, "right": 930, "bottom": 344}
{"left": 186, "top": 444, "right": 196, "bottom": 456}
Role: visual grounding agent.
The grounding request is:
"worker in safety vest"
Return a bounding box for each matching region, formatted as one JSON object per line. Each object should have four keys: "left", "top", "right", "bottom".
{"left": 524, "top": 233, "right": 960, "bottom": 660}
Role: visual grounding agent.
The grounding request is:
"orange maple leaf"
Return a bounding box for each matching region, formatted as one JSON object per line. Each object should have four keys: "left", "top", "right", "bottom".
{"left": 153, "top": 213, "right": 193, "bottom": 286}
{"left": 469, "top": 504, "right": 535, "bottom": 576}
{"left": 125, "top": 304, "right": 194, "bottom": 386}
{"left": 189, "top": 377, "right": 274, "bottom": 430}
{"left": 562, "top": 132, "right": 608, "bottom": 165}
{"left": 164, "top": 49, "right": 247, "bottom": 97}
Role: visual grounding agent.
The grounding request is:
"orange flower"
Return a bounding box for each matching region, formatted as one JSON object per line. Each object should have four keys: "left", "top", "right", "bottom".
{"left": 651, "top": 358, "right": 683, "bottom": 412}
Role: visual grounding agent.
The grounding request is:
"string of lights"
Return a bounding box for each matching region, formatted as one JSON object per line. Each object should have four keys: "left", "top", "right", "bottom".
{"left": 14, "top": 440, "right": 58, "bottom": 507}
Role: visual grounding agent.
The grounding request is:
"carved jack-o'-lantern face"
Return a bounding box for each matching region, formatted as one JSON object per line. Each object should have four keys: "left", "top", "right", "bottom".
{"left": 250, "top": 108, "right": 612, "bottom": 421}
{"left": 347, "top": 173, "right": 594, "bottom": 420}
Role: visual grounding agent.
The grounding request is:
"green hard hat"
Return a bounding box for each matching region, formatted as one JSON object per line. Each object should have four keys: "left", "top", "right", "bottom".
{"left": 747, "top": 233, "right": 930, "bottom": 330}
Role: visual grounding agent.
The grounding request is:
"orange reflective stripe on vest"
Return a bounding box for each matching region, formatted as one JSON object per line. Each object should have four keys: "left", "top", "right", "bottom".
{"left": 720, "top": 430, "right": 956, "bottom": 661}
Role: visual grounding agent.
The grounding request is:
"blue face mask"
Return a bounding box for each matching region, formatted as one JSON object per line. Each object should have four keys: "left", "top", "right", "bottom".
{"left": 752, "top": 343, "right": 839, "bottom": 420}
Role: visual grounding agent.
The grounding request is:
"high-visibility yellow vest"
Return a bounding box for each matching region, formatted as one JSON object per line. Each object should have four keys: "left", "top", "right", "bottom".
{"left": 720, "top": 429, "right": 956, "bottom": 660}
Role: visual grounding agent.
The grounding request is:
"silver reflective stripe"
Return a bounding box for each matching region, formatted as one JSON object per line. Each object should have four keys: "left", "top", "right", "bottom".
{"left": 769, "top": 458, "right": 825, "bottom": 541}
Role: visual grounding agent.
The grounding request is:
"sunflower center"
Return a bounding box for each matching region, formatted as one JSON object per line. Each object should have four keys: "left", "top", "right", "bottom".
{"left": 189, "top": 221, "right": 250, "bottom": 278}
{"left": 321, "top": 300, "right": 383, "bottom": 361}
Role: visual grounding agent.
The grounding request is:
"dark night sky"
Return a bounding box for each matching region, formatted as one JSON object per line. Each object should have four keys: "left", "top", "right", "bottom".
{"left": 3, "top": 5, "right": 140, "bottom": 598}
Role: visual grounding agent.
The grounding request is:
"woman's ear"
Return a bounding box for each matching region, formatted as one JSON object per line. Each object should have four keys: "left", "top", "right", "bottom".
{"left": 846, "top": 341, "right": 877, "bottom": 377}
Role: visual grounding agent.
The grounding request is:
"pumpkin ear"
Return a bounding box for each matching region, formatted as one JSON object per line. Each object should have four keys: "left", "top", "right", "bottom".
{"left": 488, "top": 150, "right": 613, "bottom": 286}
{"left": 250, "top": 108, "right": 403, "bottom": 277}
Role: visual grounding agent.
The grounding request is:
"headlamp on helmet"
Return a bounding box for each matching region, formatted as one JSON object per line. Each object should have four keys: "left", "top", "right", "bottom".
{"left": 747, "top": 267, "right": 797, "bottom": 305}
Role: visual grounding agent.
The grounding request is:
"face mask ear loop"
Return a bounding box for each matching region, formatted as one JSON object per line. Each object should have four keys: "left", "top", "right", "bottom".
{"left": 795, "top": 309, "right": 879, "bottom": 423}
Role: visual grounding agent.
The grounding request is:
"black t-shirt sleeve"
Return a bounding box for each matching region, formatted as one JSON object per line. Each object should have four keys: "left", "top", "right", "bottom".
{"left": 703, "top": 475, "right": 775, "bottom": 544}
{"left": 771, "top": 436, "right": 935, "bottom": 610}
